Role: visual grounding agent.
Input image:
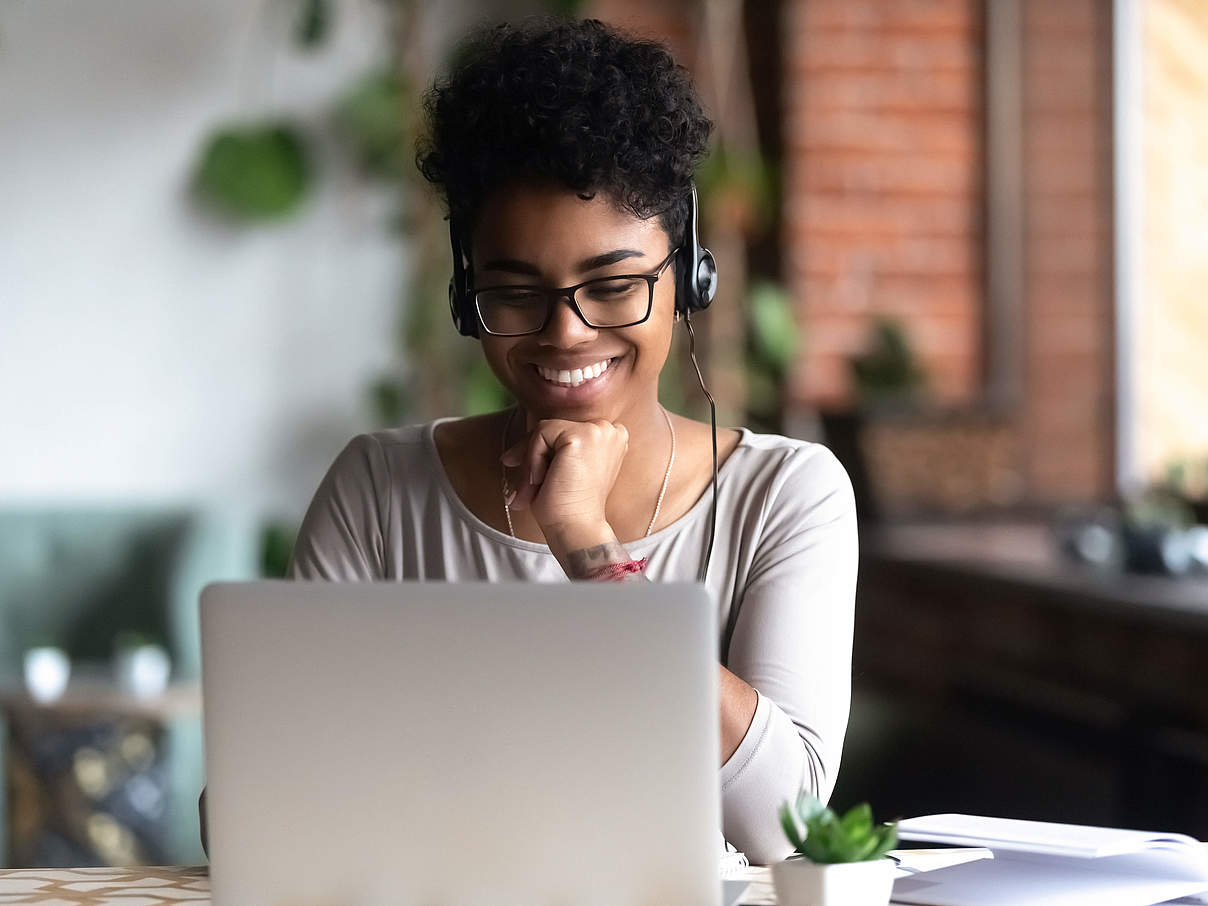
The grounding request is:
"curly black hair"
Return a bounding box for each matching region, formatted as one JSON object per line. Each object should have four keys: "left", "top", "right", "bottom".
{"left": 415, "top": 17, "right": 713, "bottom": 247}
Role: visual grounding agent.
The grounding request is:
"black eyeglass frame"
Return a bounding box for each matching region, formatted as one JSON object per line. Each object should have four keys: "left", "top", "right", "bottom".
{"left": 471, "top": 248, "right": 680, "bottom": 337}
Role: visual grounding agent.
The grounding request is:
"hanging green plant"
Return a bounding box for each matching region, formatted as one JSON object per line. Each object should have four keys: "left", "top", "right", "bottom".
{"left": 193, "top": 123, "right": 312, "bottom": 221}
{"left": 696, "top": 144, "right": 778, "bottom": 236}
{"left": 294, "top": 0, "right": 332, "bottom": 50}
{"left": 333, "top": 68, "right": 411, "bottom": 181}
{"left": 748, "top": 281, "right": 798, "bottom": 371}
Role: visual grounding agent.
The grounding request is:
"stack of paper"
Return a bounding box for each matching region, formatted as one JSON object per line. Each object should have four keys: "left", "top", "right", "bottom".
{"left": 892, "top": 814, "right": 1208, "bottom": 906}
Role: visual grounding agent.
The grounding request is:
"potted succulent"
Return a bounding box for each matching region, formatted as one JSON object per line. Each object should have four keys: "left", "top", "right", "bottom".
{"left": 772, "top": 793, "right": 899, "bottom": 906}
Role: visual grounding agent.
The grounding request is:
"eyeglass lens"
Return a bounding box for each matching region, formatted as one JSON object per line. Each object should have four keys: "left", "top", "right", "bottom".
{"left": 476, "top": 276, "right": 651, "bottom": 335}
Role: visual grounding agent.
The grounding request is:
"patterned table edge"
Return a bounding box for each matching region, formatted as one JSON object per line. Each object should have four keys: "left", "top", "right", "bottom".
{"left": 0, "top": 867, "right": 209, "bottom": 904}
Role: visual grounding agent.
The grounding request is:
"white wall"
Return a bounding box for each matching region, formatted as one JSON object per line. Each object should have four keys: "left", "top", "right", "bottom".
{"left": 0, "top": 0, "right": 409, "bottom": 517}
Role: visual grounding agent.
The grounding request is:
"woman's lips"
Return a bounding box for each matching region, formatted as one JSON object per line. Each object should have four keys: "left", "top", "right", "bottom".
{"left": 534, "top": 357, "right": 615, "bottom": 388}
{"left": 527, "top": 356, "right": 619, "bottom": 399}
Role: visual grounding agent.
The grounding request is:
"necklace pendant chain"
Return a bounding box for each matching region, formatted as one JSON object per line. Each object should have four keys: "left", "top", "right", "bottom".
{"left": 500, "top": 406, "right": 675, "bottom": 540}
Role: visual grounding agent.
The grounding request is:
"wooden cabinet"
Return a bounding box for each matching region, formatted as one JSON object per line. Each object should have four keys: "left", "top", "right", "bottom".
{"left": 833, "top": 523, "right": 1208, "bottom": 837}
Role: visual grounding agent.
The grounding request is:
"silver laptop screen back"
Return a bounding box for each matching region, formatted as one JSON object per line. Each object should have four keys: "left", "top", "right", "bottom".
{"left": 201, "top": 580, "right": 720, "bottom": 906}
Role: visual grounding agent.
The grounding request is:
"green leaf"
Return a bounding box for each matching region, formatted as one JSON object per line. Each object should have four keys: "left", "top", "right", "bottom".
{"left": 795, "top": 793, "right": 826, "bottom": 826}
{"left": 849, "top": 316, "right": 926, "bottom": 404}
{"left": 367, "top": 376, "right": 412, "bottom": 426}
{"left": 193, "top": 123, "right": 311, "bottom": 221}
{"left": 788, "top": 796, "right": 898, "bottom": 863}
{"left": 840, "top": 803, "right": 873, "bottom": 839}
{"left": 779, "top": 802, "right": 805, "bottom": 852}
{"left": 747, "top": 281, "right": 798, "bottom": 371}
{"left": 260, "top": 521, "right": 299, "bottom": 579}
{"left": 874, "top": 823, "right": 899, "bottom": 859}
{"left": 333, "top": 68, "right": 409, "bottom": 179}
{"left": 294, "top": 0, "right": 331, "bottom": 49}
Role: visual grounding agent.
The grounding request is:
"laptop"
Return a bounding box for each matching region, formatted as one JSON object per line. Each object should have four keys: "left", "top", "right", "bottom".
{"left": 200, "top": 580, "right": 722, "bottom": 906}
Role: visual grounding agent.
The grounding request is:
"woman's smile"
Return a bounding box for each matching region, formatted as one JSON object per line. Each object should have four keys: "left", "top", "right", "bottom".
{"left": 525, "top": 354, "right": 623, "bottom": 402}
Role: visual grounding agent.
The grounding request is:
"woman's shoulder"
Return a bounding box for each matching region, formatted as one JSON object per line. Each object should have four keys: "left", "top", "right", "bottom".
{"left": 723, "top": 427, "right": 855, "bottom": 525}
{"left": 729, "top": 427, "right": 850, "bottom": 486}
{"left": 321, "top": 419, "right": 447, "bottom": 486}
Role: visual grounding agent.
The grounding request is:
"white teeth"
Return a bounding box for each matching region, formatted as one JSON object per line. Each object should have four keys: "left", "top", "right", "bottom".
{"left": 536, "top": 358, "right": 613, "bottom": 387}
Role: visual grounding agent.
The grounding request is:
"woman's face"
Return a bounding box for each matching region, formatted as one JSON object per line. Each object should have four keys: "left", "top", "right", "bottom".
{"left": 470, "top": 183, "right": 677, "bottom": 424}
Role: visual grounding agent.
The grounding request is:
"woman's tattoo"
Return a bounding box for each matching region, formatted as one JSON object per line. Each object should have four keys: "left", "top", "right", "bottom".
{"left": 567, "top": 543, "right": 649, "bottom": 581}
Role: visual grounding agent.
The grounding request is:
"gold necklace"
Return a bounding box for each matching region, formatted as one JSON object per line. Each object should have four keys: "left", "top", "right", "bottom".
{"left": 500, "top": 406, "right": 675, "bottom": 539}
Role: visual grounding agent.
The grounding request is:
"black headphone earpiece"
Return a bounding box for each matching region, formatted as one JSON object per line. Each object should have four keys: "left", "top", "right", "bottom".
{"left": 677, "top": 183, "right": 717, "bottom": 316}
{"left": 448, "top": 219, "right": 479, "bottom": 338}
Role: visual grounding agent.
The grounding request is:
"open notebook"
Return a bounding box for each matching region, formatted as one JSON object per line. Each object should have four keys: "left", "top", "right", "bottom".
{"left": 892, "top": 814, "right": 1208, "bottom": 906}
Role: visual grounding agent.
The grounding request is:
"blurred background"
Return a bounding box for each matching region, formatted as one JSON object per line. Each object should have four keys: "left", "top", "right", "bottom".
{"left": 2, "top": 0, "right": 1206, "bottom": 869}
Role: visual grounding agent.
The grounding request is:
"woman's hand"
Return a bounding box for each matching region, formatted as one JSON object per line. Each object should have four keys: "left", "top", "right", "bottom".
{"left": 501, "top": 416, "right": 629, "bottom": 536}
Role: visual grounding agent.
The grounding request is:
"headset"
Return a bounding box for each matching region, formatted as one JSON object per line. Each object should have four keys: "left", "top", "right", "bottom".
{"left": 447, "top": 183, "right": 721, "bottom": 587}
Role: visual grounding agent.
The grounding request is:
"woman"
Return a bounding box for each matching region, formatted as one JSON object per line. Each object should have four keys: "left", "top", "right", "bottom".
{"left": 287, "top": 17, "right": 856, "bottom": 865}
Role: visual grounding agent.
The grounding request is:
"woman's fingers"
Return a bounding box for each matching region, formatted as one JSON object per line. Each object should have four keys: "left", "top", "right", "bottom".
{"left": 501, "top": 429, "right": 551, "bottom": 511}
{"left": 529, "top": 430, "right": 555, "bottom": 486}
{"left": 498, "top": 416, "right": 628, "bottom": 525}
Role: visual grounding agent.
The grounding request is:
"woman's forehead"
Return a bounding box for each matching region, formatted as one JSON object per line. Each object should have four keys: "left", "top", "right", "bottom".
{"left": 470, "top": 183, "right": 667, "bottom": 264}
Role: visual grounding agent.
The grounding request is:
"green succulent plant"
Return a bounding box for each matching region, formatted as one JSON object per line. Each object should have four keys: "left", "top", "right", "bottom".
{"left": 779, "top": 793, "right": 899, "bottom": 864}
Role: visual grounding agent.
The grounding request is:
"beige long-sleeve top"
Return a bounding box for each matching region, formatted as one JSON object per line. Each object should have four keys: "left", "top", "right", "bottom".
{"left": 287, "top": 418, "right": 858, "bottom": 865}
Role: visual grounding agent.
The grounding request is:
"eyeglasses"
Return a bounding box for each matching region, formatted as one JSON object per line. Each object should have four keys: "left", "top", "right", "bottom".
{"left": 472, "top": 248, "right": 679, "bottom": 337}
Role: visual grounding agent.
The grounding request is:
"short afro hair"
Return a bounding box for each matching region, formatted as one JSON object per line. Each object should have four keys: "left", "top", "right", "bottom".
{"left": 415, "top": 17, "right": 713, "bottom": 248}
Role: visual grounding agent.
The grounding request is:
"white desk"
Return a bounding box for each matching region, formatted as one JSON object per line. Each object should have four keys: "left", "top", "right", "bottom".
{"left": 0, "top": 864, "right": 940, "bottom": 905}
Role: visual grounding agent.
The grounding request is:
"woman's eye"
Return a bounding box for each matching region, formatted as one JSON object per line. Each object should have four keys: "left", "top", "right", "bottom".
{"left": 488, "top": 290, "right": 542, "bottom": 305}
{"left": 584, "top": 279, "right": 639, "bottom": 300}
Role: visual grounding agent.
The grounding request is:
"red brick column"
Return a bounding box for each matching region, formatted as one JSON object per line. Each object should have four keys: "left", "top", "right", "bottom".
{"left": 782, "top": 0, "right": 985, "bottom": 408}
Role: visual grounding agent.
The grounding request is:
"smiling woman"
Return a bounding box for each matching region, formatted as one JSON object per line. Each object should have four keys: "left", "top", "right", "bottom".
{"left": 282, "top": 17, "right": 858, "bottom": 865}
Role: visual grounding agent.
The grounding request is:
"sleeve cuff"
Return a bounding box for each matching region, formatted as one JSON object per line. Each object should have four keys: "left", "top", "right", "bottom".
{"left": 718, "top": 689, "right": 816, "bottom": 865}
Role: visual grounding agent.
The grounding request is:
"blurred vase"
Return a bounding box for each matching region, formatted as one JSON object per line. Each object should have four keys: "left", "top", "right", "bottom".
{"left": 24, "top": 646, "right": 71, "bottom": 703}
{"left": 115, "top": 644, "right": 171, "bottom": 699}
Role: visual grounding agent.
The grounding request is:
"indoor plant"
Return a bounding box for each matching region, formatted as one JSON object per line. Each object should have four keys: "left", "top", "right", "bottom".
{"left": 772, "top": 793, "right": 899, "bottom": 906}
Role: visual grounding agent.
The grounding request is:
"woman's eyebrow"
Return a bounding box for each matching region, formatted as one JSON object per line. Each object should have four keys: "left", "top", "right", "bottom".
{"left": 577, "top": 249, "right": 646, "bottom": 271}
{"left": 478, "top": 249, "right": 646, "bottom": 275}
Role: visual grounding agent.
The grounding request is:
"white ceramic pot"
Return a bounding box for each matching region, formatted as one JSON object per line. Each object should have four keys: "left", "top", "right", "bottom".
{"left": 24, "top": 646, "right": 71, "bottom": 703}
{"left": 115, "top": 644, "right": 171, "bottom": 699}
{"left": 771, "top": 855, "right": 895, "bottom": 906}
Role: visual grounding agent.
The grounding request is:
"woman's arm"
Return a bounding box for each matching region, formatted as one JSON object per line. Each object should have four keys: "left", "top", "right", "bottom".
{"left": 719, "top": 445, "right": 858, "bottom": 864}
{"left": 505, "top": 416, "right": 764, "bottom": 761}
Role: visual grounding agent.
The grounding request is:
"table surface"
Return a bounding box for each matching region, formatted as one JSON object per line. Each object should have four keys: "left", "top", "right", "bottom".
{"left": 0, "top": 865, "right": 784, "bottom": 905}
{"left": 0, "top": 865, "right": 948, "bottom": 906}
{"left": 0, "top": 867, "right": 209, "bottom": 904}
{"left": 0, "top": 680, "right": 201, "bottom": 720}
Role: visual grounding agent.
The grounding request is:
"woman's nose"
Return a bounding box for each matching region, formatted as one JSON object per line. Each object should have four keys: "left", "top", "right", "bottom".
{"left": 539, "top": 292, "right": 598, "bottom": 344}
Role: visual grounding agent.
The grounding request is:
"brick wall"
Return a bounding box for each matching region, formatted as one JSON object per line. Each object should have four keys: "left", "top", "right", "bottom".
{"left": 586, "top": 0, "right": 1118, "bottom": 505}
{"left": 782, "top": 0, "right": 985, "bottom": 408}
{"left": 783, "top": 0, "right": 1115, "bottom": 504}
